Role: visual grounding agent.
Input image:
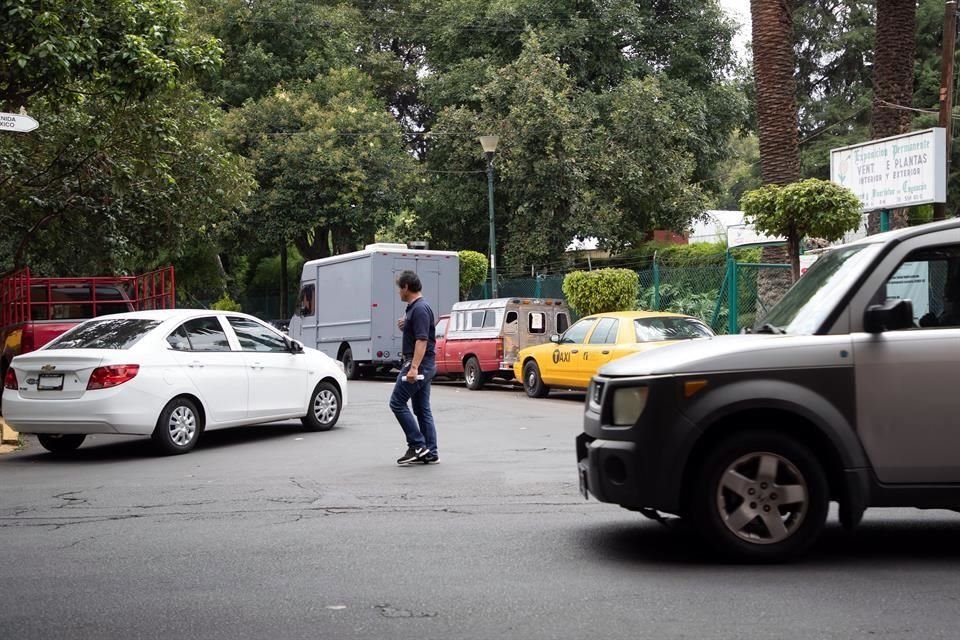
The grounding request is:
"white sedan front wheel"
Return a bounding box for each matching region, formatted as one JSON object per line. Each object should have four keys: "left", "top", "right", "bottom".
{"left": 152, "top": 397, "right": 202, "bottom": 455}
{"left": 302, "top": 381, "right": 341, "bottom": 432}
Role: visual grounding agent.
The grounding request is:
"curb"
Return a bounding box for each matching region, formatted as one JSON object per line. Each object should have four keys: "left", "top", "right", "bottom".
{"left": 1, "top": 418, "right": 19, "bottom": 445}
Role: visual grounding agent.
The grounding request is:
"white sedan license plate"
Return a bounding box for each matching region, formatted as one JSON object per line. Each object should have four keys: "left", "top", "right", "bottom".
{"left": 37, "top": 373, "right": 64, "bottom": 391}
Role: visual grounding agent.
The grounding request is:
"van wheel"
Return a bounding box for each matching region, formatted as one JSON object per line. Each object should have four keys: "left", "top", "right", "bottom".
{"left": 522, "top": 361, "right": 549, "bottom": 398}
{"left": 690, "top": 430, "right": 828, "bottom": 563}
{"left": 152, "top": 397, "right": 202, "bottom": 455}
{"left": 340, "top": 347, "right": 359, "bottom": 380}
{"left": 464, "top": 357, "right": 484, "bottom": 390}
{"left": 38, "top": 434, "right": 86, "bottom": 453}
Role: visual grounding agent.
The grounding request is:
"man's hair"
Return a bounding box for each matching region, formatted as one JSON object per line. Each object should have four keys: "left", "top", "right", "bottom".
{"left": 396, "top": 270, "right": 422, "bottom": 292}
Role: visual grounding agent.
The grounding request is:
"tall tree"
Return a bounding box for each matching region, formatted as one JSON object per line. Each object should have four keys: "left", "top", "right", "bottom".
{"left": 751, "top": 0, "right": 801, "bottom": 288}
{"left": 0, "top": 0, "right": 220, "bottom": 111}
{"left": 223, "top": 69, "right": 417, "bottom": 261}
{"left": 753, "top": 0, "right": 802, "bottom": 186}
{"left": 0, "top": 0, "right": 250, "bottom": 278}
{"left": 870, "top": 0, "right": 917, "bottom": 231}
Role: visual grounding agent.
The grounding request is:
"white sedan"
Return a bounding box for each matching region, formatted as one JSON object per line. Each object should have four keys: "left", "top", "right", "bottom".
{"left": 2, "top": 310, "right": 348, "bottom": 455}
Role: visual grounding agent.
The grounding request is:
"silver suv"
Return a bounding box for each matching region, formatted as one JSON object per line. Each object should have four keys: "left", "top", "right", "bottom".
{"left": 578, "top": 219, "right": 960, "bottom": 562}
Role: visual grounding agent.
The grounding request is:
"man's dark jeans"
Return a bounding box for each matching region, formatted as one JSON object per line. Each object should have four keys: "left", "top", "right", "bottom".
{"left": 389, "top": 359, "right": 437, "bottom": 454}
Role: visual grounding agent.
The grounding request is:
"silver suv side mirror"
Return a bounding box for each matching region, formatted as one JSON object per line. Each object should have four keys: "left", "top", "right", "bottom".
{"left": 864, "top": 299, "right": 914, "bottom": 333}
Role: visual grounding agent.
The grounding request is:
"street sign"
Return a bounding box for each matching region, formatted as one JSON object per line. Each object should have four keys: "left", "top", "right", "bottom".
{"left": 0, "top": 112, "right": 39, "bottom": 133}
{"left": 830, "top": 128, "right": 947, "bottom": 212}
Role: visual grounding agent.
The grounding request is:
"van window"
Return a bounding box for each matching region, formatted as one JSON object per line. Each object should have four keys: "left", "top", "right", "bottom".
{"left": 528, "top": 312, "right": 546, "bottom": 334}
{"left": 436, "top": 318, "right": 448, "bottom": 337}
{"left": 483, "top": 310, "right": 499, "bottom": 328}
{"left": 298, "top": 283, "right": 315, "bottom": 317}
{"left": 556, "top": 313, "right": 569, "bottom": 334}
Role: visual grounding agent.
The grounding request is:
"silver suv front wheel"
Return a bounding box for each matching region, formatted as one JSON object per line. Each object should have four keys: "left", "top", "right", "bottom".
{"left": 691, "top": 430, "right": 829, "bottom": 562}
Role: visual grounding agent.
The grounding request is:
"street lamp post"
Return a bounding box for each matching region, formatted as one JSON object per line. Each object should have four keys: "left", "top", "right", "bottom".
{"left": 479, "top": 135, "right": 499, "bottom": 298}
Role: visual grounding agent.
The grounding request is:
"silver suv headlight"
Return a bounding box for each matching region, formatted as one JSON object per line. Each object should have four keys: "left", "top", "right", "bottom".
{"left": 611, "top": 387, "right": 648, "bottom": 426}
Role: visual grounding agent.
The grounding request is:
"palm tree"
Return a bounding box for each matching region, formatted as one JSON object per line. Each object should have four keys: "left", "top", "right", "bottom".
{"left": 750, "top": 0, "right": 799, "bottom": 301}
{"left": 870, "top": 0, "right": 917, "bottom": 232}
{"left": 751, "top": 0, "right": 802, "bottom": 186}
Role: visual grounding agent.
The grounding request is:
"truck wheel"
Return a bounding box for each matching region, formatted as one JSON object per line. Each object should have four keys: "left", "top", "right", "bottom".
{"left": 340, "top": 347, "right": 359, "bottom": 380}
{"left": 301, "top": 381, "right": 341, "bottom": 431}
{"left": 38, "top": 434, "right": 86, "bottom": 453}
{"left": 464, "top": 357, "right": 484, "bottom": 390}
{"left": 522, "top": 361, "right": 550, "bottom": 398}
{"left": 152, "top": 397, "right": 202, "bottom": 455}
{"left": 690, "top": 430, "right": 829, "bottom": 563}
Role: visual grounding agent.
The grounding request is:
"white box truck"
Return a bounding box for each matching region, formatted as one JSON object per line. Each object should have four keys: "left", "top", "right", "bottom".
{"left": 288, "top": 243, "right": 460, "bottom": 379}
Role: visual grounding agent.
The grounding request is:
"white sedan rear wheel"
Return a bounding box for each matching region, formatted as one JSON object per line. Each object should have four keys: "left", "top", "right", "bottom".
{"left": 152, "top": 397, "right": 202, "bottom": 455}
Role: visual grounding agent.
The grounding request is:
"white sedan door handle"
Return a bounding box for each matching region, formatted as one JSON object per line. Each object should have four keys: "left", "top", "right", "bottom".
{"left": 189, "top": 361, "right": 204, "bottom": 368}
{"left": 250, "top": 363, "right": 264, "bottom": 370}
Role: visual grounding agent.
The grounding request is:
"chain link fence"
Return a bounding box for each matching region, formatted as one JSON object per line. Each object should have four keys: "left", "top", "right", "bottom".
{"left": 467, "top": 259, "right": 794, "bottom": 334}
{"left": 234, "top": 259, "right": 794, "bottom": 334}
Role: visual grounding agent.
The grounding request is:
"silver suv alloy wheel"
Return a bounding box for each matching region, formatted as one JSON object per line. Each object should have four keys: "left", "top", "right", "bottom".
{"left": 716, "top": 451, "right": 809, "bottom": 545}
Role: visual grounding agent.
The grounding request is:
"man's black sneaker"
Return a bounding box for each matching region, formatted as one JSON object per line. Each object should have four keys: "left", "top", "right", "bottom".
{"left": 397, "top": 446, "right": 428, "bottom": 465}
{"left": 420, "top": 452, "right": 439, "bottom": 465}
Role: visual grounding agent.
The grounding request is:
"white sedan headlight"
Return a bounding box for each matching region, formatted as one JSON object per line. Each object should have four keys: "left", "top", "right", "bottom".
{"left": 612, "top": 387, "right": 648, "bottom": 426}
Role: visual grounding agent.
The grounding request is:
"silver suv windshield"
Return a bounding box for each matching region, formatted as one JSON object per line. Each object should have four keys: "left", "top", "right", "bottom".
{"left": 755, "top": 243, "right": 883, "bottom": 335}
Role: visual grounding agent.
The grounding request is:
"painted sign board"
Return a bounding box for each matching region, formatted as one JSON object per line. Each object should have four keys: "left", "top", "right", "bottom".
{"left": 830, "top": 128, "right": 946, "bottom": 212}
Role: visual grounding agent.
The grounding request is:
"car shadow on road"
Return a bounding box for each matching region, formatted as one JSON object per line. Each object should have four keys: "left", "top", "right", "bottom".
{"left": 9, "top": 422, "right": 317, "bottom": 463}
{"left": 574, "top": 516, "right": 960, "bottom": 567}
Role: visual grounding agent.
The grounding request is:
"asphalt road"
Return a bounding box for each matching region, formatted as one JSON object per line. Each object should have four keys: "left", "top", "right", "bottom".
{"left": 2, "top": 379, "right": 960, "bottom": 639}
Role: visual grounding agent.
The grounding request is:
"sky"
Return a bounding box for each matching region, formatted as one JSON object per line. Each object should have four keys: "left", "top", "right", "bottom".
{"left": 719, "top": 0, "right": 752, "bottom": 55}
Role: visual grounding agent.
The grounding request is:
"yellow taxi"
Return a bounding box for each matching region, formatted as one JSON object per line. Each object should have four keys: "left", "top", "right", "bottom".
{"left": 513, "top": 310, "right": 714, "bottom": 397}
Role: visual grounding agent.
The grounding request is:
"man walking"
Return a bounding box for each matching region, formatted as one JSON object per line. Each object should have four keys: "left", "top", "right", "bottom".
{"left": 390, "top": 270, "right": 439, "bottom": 465}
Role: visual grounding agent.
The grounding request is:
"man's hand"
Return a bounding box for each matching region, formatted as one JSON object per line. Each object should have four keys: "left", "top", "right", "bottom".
{"left": 405, "top": 366, "right": 419, "bottom": 383}
{"left": 397, "top": 317, "right": 406, "bottom": 330}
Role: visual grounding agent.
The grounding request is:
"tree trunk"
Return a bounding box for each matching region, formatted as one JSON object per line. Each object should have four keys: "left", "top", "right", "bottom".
{"left": 751, "top": 0, "right": 801, "bottom": 311}
{"left": 752, "top": 0, "right": 801, "bottom": 187}
{"left": 294, "top": 227, "right": 332, "bottom": 261}
{"left": 869, "top": 0, "right": 917, "bottom": 232}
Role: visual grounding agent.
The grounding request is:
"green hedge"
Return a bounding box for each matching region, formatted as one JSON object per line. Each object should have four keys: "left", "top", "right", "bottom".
{"left": 458, "top": 250, "right": 488, "bottom": 298}
{"left": 562, "top": 269, "right": 639, "bottom": 317}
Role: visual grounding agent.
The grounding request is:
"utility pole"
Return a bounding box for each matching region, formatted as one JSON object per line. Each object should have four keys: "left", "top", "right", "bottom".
{"left": 935, "top": 0, "right": 957, "bottom": 221}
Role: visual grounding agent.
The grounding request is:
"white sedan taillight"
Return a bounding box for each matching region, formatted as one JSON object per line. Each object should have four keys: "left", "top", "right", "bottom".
{"left": 4, "top": 368, "right": 17, "bottom": 390}
{"left": 87, "top": 365, "right": 140, "bottom": 390}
